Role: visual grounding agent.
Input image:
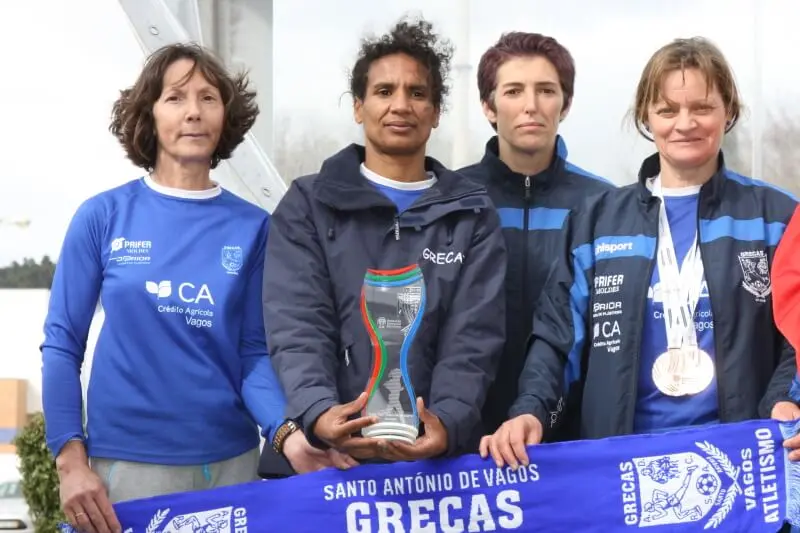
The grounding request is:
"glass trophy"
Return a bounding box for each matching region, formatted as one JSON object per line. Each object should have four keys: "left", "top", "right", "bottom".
{"left": 360, "top": 264, "right": 426, "bottom": 445}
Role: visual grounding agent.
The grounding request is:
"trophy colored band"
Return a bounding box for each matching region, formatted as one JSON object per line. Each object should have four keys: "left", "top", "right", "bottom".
{"left": 360, "top": 264, "right": 426, "bottom": 444}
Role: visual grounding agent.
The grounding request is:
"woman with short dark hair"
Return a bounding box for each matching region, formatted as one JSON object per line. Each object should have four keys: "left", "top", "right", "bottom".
{"left": 41, "top": 43, "right": 339, "bottom": 533}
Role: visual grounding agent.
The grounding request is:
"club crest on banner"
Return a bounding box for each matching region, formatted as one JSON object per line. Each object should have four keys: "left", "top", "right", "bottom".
{"left": 738, "top": 250, "right": 771, "bottom": 302}
{"left": 621, "top": 441, "right": 741, "bottom": 529}
{"left": 121, "top": 506, "right": 240, "bottom": 533}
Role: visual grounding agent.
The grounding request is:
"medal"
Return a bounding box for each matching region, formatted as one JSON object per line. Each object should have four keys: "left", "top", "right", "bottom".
{"left": 652, "top": 347, "right": 715, "bottom": 396}
{"left": 649, "top": 176, "right": 716, "bottom": 398}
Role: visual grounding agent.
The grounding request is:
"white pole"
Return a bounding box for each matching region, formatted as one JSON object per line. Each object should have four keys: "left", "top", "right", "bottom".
{"left": 450, "top": 0, "right": 471, "bottom": 169}
{"left": 751, "top": 0, "right": 763, "bottom": 180}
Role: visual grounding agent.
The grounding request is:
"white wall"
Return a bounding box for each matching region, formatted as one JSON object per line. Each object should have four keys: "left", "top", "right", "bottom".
{"left": 0, "top": 289, "right": 101, "bottom": 480}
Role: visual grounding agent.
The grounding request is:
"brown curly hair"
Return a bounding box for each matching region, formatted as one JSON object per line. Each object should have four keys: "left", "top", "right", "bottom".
{"left": 109, "top": 43, "right": 259, "bottom": 171}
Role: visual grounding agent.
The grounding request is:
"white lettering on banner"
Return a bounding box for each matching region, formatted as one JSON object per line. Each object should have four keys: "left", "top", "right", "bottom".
{"left": 325, "top": 465, "right": 539, "bottom": 532}
{"left": 422, "top": 247, "right": 465, "bottom": 265}
{"left": 146, "top": 280, "right": 215, "bottom": 329}
{"left": 740, "top": 428, "right": 781, "bottom": 524}
{"left": 618, "top": 428, "right": 781, "bottom": 528}
{"left": 345, "top": 491, "right": 523, "bottom": 533}
{"left": 595, "top": 242, "right": 634, "bottom": 256}
{"left": 233, "top": 507, "right": 248, "bottom": 533}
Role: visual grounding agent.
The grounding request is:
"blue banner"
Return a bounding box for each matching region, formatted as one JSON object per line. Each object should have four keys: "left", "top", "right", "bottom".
{"left": 63, "top": 420, "right": 800, "bottom": 532}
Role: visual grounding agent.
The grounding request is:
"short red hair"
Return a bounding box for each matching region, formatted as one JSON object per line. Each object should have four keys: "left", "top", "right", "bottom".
{"left": 477, "top": 32, "right": 575, "bottom": 112}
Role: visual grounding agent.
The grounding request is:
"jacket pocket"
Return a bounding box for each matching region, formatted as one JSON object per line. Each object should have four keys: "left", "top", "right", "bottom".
{"left": 337, "top": 329, "right": 368, "bottom": 403}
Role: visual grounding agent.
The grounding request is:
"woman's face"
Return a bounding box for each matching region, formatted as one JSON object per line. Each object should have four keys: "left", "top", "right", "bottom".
{"left": 646, "top": 68, "right": 728, "bottom": 172}
{"left": 152, "top": 58, "right": 224, "bottom": 167}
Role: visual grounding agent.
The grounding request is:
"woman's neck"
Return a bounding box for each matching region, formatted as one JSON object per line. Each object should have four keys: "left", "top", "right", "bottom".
{"left": 152, "top": 156, "right": 214, "bottom": 191}
{"left": 658, "top": 154, "right": 718, "bottom": 188}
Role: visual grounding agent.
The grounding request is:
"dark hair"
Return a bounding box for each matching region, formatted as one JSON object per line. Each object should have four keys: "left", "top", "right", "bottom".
{"left": 477, "top": 32, "right": 575, "bottom": 112}
{"left": 109, "top": 42, "right": 259, "bottom": 171}
{"left": 349, "top": 16, "right": 453, "bottom": 111}
{"left": 632, "top": 37, "right": 741, "bottom": 141}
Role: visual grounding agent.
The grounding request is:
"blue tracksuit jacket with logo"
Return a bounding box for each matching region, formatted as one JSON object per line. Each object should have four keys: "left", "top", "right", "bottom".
{"left": 511, "top": 152, "right": 798, "bottom": 440}
{"left": 458, "top": 136, "right": 615, "bottom": 434}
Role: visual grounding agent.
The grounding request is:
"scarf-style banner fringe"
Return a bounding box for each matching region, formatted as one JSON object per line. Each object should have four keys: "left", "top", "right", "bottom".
{"left": 61, "top": 419, "right": 800, "bottom": 532}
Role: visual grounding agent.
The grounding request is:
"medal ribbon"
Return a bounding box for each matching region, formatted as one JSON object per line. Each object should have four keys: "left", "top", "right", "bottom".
{"left": 652, "top": 176, "right": 706, "bottom": 350}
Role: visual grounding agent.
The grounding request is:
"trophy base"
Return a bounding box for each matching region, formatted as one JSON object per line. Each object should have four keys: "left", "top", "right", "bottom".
{"left": 363, "top": 422, "right": 418, "bottom": 445}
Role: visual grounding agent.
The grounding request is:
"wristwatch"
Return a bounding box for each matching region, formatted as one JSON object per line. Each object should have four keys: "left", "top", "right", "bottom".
{"left": 272, "top": 419, "right": 300, "bottom": 454}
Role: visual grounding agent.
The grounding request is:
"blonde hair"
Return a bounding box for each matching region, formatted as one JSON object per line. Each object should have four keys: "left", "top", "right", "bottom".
{"left": 632, "top": 37, "right": 741, "bottom": 140}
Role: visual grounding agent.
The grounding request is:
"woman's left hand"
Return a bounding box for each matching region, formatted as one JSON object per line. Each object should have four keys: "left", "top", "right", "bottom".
{"left": 283, "top": 431, "right": 357, "bottom": 473}
{"left": 773, "top": 401, "right": 800, "bottom": 461}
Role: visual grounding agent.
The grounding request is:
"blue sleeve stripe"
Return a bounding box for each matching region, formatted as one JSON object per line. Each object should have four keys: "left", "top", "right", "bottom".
{"left": 563, "top": 162, "right": 615, "bottom": 186}
{"left": 700, "top": 217, "right": 786, "bottom": 247}
{"left": 565, "top": 244, "right": 593, "bottom": 390}
{"left": 725, "top": 171, "right": 799, "bottom": 201}
{"left": 498, "top": 207, "right": 569, "bottom": 231}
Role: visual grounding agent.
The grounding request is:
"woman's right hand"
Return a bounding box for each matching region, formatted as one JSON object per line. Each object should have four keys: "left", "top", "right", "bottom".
{"left": 57, "top": 442, "right": 121, "bottom": 533}
{"left": 478, "top": 414, "right": 543, "bottom": 469}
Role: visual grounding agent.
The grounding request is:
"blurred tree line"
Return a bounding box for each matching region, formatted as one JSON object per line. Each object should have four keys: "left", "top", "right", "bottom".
{"left": 271, "top": 114, "right": 464, "bottom": 182}
{"left": 0, "top": 256, "right": 55, "bottom": 288}
{"left": 723, "top": 117, "right": 800, "bottom": 197}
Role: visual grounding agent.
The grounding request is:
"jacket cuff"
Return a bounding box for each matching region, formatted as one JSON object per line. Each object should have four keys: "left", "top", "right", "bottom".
{"left": 429, "top": 399, "right": 476, "bottom": 457}
{"left": 264, "top": 416, "right": 287, "bottom": 444}
{"left": 790, "top": 377, "right": 800, "bottom": 403}
{"left": 49, "top": 433, "right": 85, "bottom": 460}
{"left": 300, "top": 397, "right": 338, "bottom": 449}
{"left": 508, "top": 398, "right": 550, "bottom": 439}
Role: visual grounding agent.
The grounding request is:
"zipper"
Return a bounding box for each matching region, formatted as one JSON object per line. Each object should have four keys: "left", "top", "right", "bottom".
{"left": 696, "top": 208, "right": 724, "bottom": 421}
{"left": 394, "top": 216, "right": 400, "bottom": 241}
{"left": 344, "top": 347, "right": 351, "bottom": 367}
{"left": 627, "top": 202, "right": 659, "bottom": 434}
{"left": 523, "top": 176, "right": 532, "bottom": 327}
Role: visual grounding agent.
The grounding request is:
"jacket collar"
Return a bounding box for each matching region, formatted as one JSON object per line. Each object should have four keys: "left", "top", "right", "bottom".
{"left": 636, "top": 151, "right": 728, "bottom": 206}
{"left": 313, "top": 143, "right": 484, "bottom": 211}
{"left": 479, "top": 135, "right": 569, "bottom": 191}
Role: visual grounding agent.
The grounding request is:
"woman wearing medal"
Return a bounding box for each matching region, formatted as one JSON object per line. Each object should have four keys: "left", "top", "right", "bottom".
{"left": 479, "top": 36, "right": 800, "bottom": 469}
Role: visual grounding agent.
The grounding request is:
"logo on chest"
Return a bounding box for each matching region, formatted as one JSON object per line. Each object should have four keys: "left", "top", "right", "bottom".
{"left": 221, "top": 245, "right": 243, "bottom": 275}
{"left": 421, "top": 247, "right": 465, "bottom": 265}
{"left": 109, "top": 236, "right": 152, "bottom": 266}
{"left": 737, "top": 250, "right": 771, "bottom": 302}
